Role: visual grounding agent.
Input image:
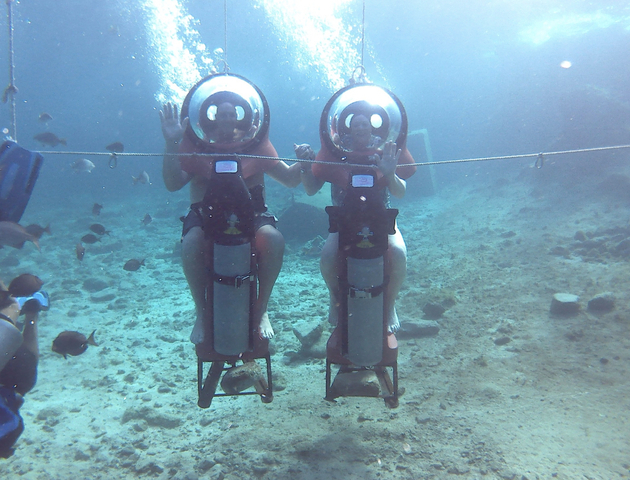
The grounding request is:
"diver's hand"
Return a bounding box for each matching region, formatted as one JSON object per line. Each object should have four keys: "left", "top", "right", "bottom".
{"left": 246, "top": 110, "right": 261, "bottom": 138}
{"left": 294, "top": 143, "right": 316, "bottom": 160}
{"left": 246, "top": 123, "right": 259, "bottom": 139}
{"left": 377, "top": 141, "right": 401, "bottom": 178}
{"left": 159, "top": 102, "right": 188, "bottom": 145}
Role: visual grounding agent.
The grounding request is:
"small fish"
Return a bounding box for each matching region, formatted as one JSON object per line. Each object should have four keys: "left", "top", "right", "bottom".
{"left": 89, "top": 224, "right": 109, "bottom": 235}
{"left": 25, "top": 223, "right": 52, "bottom": 239}
{"left": 8, "top": 273, "right": 44, "bottom": 297}
{"left": 76, "top": 242, "right": 85, "bottom": 261}
{"left": 105, "top": 142, "right": 124, "bottom": 153}
{"left": 34, "top": 132, "right": 66, "bottom": 147}
{"left": 123, "top": 259, "right": 145, "bottom": 271}
{"left": 38, "top": 112, "right": 53, "bottom": 122}
{"left": 52, "top": 330, "right": 98, "bottom": 359}
{"left": 71, "top": 158, "right": 95, "bottom": 173}
{"left": 81, "top": 233, "right": 100, "bottom": 244}
{"left": 2, "top": 85, "right": 18, "bottom": 104}
{"left": 92, "top": 203, "right": 103, "bottom": 216}
{"left": 141, "top": 213, "right": 152, "bottom": 226}
{"left": 132, "top": 171, "right": 150, "bottom": 185}
{"left": 0, "top": 221, "right": 40, "bottom": 251}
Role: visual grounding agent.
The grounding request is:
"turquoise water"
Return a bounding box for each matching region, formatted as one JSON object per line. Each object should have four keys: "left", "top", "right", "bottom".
{"left": 0, "top": 1, "right": 629, "bottom": 478}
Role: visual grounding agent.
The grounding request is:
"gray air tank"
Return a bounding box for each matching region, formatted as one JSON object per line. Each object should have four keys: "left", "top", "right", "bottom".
{"left": 0, "top": 316, "right": 23, "bottom": 371}
{"left": 346, "top": 255, "right": 385, "bottom": 366}
{"left": 198, "top": 159, "right": 257, "bottom": 356}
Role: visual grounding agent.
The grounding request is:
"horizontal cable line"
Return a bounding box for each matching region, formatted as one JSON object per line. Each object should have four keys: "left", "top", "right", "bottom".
{"left": 34, "top": 143, "right": 630, "bottom": 169}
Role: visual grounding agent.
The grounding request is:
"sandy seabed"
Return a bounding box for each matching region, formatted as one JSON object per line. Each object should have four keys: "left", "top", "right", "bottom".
{"left": 1, "top": 159, "right": 629, "bottom": 480}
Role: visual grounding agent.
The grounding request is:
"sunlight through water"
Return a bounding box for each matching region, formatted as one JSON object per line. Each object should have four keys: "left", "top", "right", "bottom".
{"left": 141, "top": 0, "right": 372, "bottom": 103}
{"left": 254, "top": 0, "right": 364, "bottom": 91}
{"left": 520, "top": 10, "right": 630, "bottom": 46}
{"left": 140, "top": 0, "right": 216, "bottom": 104}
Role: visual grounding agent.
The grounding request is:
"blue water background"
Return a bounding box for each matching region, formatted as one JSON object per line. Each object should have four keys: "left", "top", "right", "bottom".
{"left": 0, "top": 0, "right": 628, "bottom": 209}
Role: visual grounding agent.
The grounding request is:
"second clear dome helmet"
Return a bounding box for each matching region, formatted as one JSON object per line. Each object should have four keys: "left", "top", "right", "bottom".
{"left": 320, "top": 83, "right": 408, "bottom": 156}
{"left": 181, "top": 73, "right": 270, "bottom": 151}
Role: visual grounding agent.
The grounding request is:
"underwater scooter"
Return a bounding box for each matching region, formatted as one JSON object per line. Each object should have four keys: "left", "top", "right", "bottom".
{"left": 317, "top": 80, "right": 416, "bottom": 408}
{"left": 193, "top": 158, "right": 272, "bottom": 408}
{"left": 178, "top": 73, "right": 275, "bottom": 408}
{"left": 324, "top": 168, "right": 400, "bottom": 408}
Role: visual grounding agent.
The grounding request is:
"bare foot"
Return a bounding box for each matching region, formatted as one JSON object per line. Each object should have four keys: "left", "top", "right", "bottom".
{"left": 190, "top": 315, "right": 204, "bottom": 344}
{"left": 387, "top": 308, "right": 400, "bottom": 334}
{"left": 258, "top": 311, "right": 275, "bottom": 339}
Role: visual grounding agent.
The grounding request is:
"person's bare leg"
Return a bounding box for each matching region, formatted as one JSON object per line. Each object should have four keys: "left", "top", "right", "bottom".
{"left": 384, "top": 229, "right": 407, "bottom": 333}
{"left": 320, "top": 232, "right": 340, "bottom": 326}
{"left": 182, "top": 226, "right": 207, "bottom": 344}
{"left": 255, "top": 225, "right": 284, "bottom": 339}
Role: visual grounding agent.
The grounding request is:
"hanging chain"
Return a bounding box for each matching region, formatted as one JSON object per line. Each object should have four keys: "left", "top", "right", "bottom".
{"left": 222, "top": 0, "right": 229, "bottom": 72}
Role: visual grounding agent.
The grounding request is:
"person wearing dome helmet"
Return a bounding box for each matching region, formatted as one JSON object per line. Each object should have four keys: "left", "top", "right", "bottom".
{"left": 294, "top": 88, "right": 416, "bottom": 336}
{"left": 160, "top": 77, "right": 302, "bottom": 345}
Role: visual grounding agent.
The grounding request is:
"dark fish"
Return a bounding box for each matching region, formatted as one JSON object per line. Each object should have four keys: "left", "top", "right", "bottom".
{"left": 105, "top": 142, "right": 124, "bottom": 153}
{"left": 34, "top": 132, "right": 67, "bottom": 147}
{"left": 132, "top": 171, "right": 150, "bottom": 185}
{"left": 92, "top": 203, "right": 103, "bottom": 216}
{"left": 25, "top": 223, "right": 52, "bottom": 239}
{"left": 76, "top": 242, "right": 85, "bottom": 261}
{"left": 8, "top": 273, "right": 44, "bottom": 297}
{"left": 52, "top": 330, "right": 98, "bottom": 359}
{"left": 123, "top": 259, "right": 145, "bottom": 271}
{"left": 38, "top": 112, "right": 53, "bottom": 122}
{"left": 89, "top": 224, "right": 109, "bottom": 235}
{"left": 81, "top": 233, "right": 100, "bottom": 244}
{"left": 141, "top": 214, "right": 152, "bottom": 226}
{"left": 0, "top": 221, "right": 41, "bottom": 251}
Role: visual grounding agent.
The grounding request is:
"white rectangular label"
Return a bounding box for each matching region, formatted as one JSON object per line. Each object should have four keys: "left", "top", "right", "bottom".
{"left": 351, "top": 174, "right": 374, "bottom": 188}
{"left": 215, "top": 160, "right": 238, "bottom": 173}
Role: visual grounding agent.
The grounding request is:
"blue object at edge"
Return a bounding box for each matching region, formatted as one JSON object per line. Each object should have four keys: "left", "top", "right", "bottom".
{"left": 0, "top": 140, "right": 44, "bottom": 223}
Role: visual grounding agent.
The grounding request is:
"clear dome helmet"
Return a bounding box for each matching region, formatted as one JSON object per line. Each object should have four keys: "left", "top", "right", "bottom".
{"left": 319, "top": 83, "right": 408, "bottom": 157}
{"left": 181, "top": 73, "right": 270, "bottom": 151}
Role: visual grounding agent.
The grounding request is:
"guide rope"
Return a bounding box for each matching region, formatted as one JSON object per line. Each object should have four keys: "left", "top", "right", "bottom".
{"left": 35, "top": 144, "right": 630, "bottom": 170}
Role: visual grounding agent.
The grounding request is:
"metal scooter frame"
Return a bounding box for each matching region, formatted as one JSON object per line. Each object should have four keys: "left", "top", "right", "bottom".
{"left": 195, "top": 241, "right": 274, "bottom": 408}
{"left": 197, "top": 354, "right": 273, "bottom": 408}
{"left": 325, "top": 360, "right": 399, "bottom": 408}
